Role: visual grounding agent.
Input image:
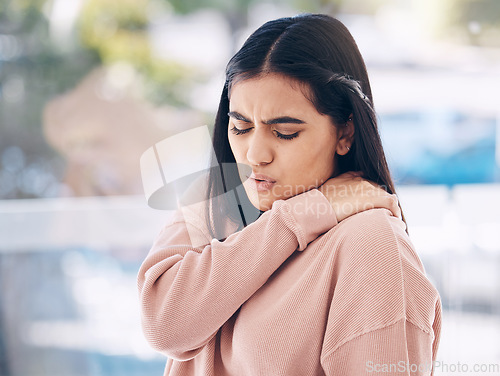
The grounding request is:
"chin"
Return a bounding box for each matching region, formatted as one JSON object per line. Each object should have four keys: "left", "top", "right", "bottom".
{"left": 246, "top": 194, "right": 272, "bottom": 212}
{"left": 243, "top": 188, "right": 275, "bottom": 212}
{"left": 255, "top": 201, "right": 273, "bottom": 212}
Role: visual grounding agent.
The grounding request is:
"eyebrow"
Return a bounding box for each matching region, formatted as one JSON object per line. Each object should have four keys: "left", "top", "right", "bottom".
{"left": 228, "top": 111, "right": 305, "bottom": 125}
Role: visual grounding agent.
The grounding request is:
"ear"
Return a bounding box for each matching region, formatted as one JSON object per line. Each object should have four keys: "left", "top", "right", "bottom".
{"left": 336, "top": 115, "right": 355, "bottom": 156}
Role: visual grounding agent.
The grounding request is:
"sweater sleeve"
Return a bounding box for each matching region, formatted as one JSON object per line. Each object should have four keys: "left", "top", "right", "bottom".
{"left": 320, "top": 210, "right": 442, "bottom": 376}
{"left": 138, "top": 189, "right": 337, "bottom": 360}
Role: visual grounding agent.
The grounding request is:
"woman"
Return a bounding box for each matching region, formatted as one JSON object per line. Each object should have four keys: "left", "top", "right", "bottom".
{"left": 138, "top": 14, "right": 441, "bottom": 375}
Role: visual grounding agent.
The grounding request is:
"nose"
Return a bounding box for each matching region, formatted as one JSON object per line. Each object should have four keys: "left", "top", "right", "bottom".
{"left": 246, "top": 128, "right": 273, "bottom": 166}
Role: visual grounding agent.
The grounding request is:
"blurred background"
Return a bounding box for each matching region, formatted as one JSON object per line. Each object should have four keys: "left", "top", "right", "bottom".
{"left": 0, "top": 0, "right": 499, "bottom": 375}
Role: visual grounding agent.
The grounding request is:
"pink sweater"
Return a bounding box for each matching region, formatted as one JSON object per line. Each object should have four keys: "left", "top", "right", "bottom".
{"left": 138, "top": 189, "right": 442, "bottom": 375}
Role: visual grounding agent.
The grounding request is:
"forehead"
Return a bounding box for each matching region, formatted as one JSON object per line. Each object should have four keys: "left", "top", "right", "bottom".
{"left": 228, "top": 73, "right": 315, "bottom": 111}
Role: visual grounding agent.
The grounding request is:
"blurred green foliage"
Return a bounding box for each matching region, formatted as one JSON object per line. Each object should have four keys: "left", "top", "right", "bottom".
{"left": 443, "top": 0, "right": 500, "bottom": 46}
{"left": 167, "top": 0, "right": 253, "bottom": 15}
{"left": 0, "top": 2, "right": 100, "bottom": 199}
{"left": 78, "top": 0, "right": 196, "bottom": 106}
{"left": 0, "top": 0, "right": 46, "bottom": 33}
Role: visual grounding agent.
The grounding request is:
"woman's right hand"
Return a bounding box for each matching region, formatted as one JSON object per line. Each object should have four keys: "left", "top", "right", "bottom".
{"left": 318, "top": 172, "right": 401, "bottom": 222}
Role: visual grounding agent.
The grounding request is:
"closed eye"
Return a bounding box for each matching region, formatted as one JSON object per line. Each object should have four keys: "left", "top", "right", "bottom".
{"left": 230, "top": 125, "right": 252, "bottom": 136}
{"left": 228, "top": 111, "right": 301, "bottom": 140}
{"left": 275, "top": 131, "right": 299, "bottom": 140}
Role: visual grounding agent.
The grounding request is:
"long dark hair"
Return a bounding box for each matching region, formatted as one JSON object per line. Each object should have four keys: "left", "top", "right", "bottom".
{"left": 206, "top": 14, "right": 406, "bottom": 239}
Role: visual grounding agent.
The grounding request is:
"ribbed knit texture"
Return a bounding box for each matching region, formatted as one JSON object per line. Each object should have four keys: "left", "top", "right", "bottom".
{"left": 137, "top": 189, "right": 441, "bottom": 376}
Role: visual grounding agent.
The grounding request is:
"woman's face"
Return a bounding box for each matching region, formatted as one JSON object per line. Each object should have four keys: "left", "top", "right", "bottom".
{"left": 228, "top": 73, "right": 346, "bottom": 211}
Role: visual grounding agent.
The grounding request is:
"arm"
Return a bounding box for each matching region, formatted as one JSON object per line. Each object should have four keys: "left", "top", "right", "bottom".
{"left": 138, "top": 189, "right": 337, "bottom": 360}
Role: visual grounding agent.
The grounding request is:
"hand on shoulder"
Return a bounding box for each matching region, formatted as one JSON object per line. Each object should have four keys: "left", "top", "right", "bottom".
{"left": 318, "top": 172, "right": 401, "bottom": 222}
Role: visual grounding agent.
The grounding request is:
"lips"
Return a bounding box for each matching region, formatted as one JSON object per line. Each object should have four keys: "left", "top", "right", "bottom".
{"left": 245, "top": 173, "right": 276, "bottom": 192}
{"left": 249, "top": 173, "right": 276, "bottom": 183}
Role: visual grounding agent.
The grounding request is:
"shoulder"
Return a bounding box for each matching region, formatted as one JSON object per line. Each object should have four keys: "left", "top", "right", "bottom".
{"left": 322, "top": 209, "right": 434, "bottom": 296}
{"left": 321, "top": 208, "right": 441, "bottom": 334}
{"left": 334, "top": 207, "right": 408, "bottom": 245}
{"left": 323, "top": 208, "right": 417, "bottom": 275}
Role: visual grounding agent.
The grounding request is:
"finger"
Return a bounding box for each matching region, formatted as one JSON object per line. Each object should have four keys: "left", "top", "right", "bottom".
{"left": 359, "top": 180, "right": 382, "bottom": 196}
{"left": 337, "top": 171, "right": 361, "bottom": 180}
{"left": 389, "top": 194, "right": 401, "bottom": 218}
{"left": 352, "top": 170, "right": 363, "bottom": 177}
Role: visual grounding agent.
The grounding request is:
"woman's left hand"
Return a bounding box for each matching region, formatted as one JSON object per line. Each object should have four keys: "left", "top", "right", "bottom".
{"left": 318, "top": 172, "right": 401, "bottom": 222}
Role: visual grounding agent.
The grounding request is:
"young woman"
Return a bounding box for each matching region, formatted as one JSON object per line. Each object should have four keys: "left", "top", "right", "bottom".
{"left": 138, "top": 14, "right": 441, "bottom": 376}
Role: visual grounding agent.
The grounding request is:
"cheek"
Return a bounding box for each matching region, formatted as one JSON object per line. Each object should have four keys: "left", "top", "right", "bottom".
{"left": 298, "top": 138, "right": 336, "bottom": 178}
{"left": 316, "top": 145, "right": 336, "bottom": 174}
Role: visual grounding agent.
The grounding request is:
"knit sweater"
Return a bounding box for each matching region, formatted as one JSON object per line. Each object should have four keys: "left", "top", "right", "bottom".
{"left": 138, "top": 189, "right": 442, "bottom": 376}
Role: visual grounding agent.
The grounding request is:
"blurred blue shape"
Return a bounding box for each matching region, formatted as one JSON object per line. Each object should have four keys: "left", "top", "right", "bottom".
{"left": 379, "top": 110, "right": 498, "bottom": 185}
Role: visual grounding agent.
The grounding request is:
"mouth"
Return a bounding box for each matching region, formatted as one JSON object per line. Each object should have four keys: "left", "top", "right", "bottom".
{"left": 249, "top": 173, "right": 276, "bottom": 183}
{"left": 245, "top": 173, "right": 277, "bottom": 192}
